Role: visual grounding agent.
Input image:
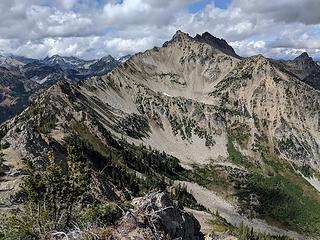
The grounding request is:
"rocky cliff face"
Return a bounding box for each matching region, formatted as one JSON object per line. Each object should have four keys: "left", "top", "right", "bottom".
{"left": 1, "top": 30, "right": 320, "bottom": 238}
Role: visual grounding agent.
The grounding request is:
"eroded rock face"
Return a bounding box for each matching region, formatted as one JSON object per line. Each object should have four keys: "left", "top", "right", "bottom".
{"left": 108, "top": 192, "right": 204, "bottom": 240}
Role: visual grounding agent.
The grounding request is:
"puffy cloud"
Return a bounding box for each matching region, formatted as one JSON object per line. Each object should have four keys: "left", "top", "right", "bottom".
{"left": 54, "top": 0, "right": 77, "bottom": 10}
{"left": 104, "top": 37, "right": 157, "bottom": 56}
{"left": 101, "top": 0, "right": 195, "bottom": 27}
{"left": 233, "top": 0, "right": 320, "bottom": 25}
{"left": 0, "top": 0, "right": 318, "bottom": 60}
{"left": 178, "top": 0, "right": 320, "bottom": 59}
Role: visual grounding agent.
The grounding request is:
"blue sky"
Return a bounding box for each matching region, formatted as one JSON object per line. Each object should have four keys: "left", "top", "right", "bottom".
{"left": 0, "top": 0, "right": 318, "bottom": 60}
{"left": 187, "top": 0, "right": 231, "bottom": 12}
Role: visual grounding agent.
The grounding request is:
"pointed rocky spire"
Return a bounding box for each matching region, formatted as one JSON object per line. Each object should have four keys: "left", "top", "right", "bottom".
{"left": 194, "top": 32, "right": 239, "bottom": 58}
{"left": 294, "top": 52, "right": 311, "bottom": 61}
{"left": 293, "top": 52, "right": 319, "bottom": 69}
{"left": 163, "top": 30, "right": 192, "bottom": 47}
{"left": 171, "top": 30, "right": 191, "bottom": 41}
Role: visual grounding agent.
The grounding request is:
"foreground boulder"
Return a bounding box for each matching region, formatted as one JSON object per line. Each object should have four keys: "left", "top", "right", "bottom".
{"left": 106, "top": 192, "right": 204, "bottom": 240}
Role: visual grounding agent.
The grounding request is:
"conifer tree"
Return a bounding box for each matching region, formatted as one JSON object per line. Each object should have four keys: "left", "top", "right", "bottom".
{"left": 7, "top": 145, "right": 91, "bottom": 238}
{"left": 0, "top": 148, "right": 4, "bottom": 176}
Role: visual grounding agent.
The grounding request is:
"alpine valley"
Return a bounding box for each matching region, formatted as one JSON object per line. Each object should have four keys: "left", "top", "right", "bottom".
{"left": 1, "top": 31, "right": 320, "bottom": 240}
{"left": 0, "top": 54, "right": 120, "bottom": 123}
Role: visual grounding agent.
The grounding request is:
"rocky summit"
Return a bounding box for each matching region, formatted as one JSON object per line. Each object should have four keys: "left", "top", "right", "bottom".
{"left": 1, "top": 31, "right": 320, "bottom": 239}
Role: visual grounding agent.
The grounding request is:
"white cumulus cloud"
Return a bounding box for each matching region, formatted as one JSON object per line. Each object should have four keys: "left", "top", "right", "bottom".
{"left": 0, "top": 0, "right": 318, "bottom": 60}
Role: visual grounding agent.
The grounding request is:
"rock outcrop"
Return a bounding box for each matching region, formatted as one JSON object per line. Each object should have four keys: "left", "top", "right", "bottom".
{"left": 107, "top": 192, "right": 203, "bottom": 240}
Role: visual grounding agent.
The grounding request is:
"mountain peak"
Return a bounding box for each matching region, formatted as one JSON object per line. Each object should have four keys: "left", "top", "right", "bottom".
{"left": 168, "top": 30, "right": 192, "bottom": 43}
{"left": 44, "top": 54, "right": 63, "bottom": 62}
{"left": 47, "top": 54, "right": 62, "bottom": 59}
{"left": 194, "top": 32, "right": 239, "bottom": 58}
{"left": 293, "top": 52, "right": 319, "bottom": 70}
{"left": 165, "top": 30, "right": 239, "bottom": 58}
{"left": 173, "top": 30, "right": 190, "bottom": 38}
{"left": 252, "top": 53, "right": 266, "bottom": 59}
{"left": 294, "top": 52, "right": 312, "bottom": 62}
{"left": 100, "top": 55, "right": 115, "bottom": 61}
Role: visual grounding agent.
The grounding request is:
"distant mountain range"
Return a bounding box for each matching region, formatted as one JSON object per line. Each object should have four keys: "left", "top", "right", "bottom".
{"left": 0, "top": 54, "right": 131, "bottom": 122}
{"left": 0, "top": 54, "right": 131, "bottom": 83}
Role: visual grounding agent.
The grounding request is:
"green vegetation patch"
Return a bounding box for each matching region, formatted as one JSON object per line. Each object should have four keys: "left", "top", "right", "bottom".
{"left": 184, "top": 162, "right": 247, "bottom": 202}
{"left": 230, "top": 123, "right": 251, "bottom": 149}
{"left": 227, "top": 134, "right": 254, "bottom": 169}
{"left": 208, "top": 214, "right": 292, "bottom": 240}
{"left": 206, "top": 132, "right": 320, "bottom": 236}
{"left": 236, "top": 171, "right": 320, "bottom": 235}
{"left": 233, "top": 151, "right": 320, "bottom": 236}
